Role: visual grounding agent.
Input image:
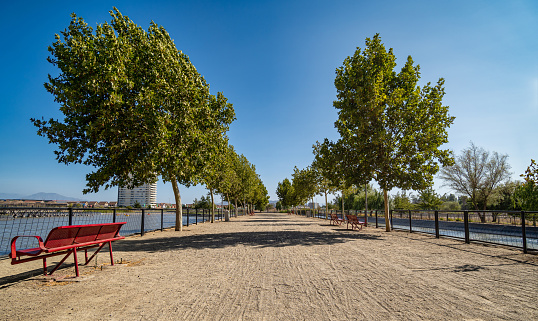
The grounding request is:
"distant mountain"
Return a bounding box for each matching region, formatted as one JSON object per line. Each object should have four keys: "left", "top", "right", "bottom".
{"left": 7, "top": 192, "right": 84, "bottom": 201}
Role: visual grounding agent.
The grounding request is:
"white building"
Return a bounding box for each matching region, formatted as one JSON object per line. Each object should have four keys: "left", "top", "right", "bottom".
{"left": 117, "top": 183, "right": 157, "bottom": 208}
{"left": 308, "top": 202, "right": 320, "bottom": 209}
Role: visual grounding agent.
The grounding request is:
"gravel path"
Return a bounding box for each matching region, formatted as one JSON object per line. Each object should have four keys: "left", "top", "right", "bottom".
{"left": 1, "top": 212, "right": 537, "bottom": 320}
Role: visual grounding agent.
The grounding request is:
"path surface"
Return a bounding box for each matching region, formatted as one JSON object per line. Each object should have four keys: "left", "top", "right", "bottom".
{"left": 1, "top": 212, "right": 537, "bottom": 320}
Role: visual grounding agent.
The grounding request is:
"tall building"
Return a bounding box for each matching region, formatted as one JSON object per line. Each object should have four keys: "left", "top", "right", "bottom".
{"left": 117, "top": 183, "right": 157, "bottom": 208}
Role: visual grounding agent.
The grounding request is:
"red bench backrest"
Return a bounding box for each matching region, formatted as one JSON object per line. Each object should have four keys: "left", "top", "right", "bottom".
{"left": 44, "top": 222, "right": 126, "bottom": 249}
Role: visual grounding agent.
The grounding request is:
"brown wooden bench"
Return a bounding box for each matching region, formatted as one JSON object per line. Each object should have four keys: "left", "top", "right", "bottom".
{"left": 330, "top": 213, "right": 345, "bottom": 226}
{"left": 10, "top": 222, "right": 126, "bottom": 277}
{"left": 346, "top": 215, "right": 365, "bottom": 231}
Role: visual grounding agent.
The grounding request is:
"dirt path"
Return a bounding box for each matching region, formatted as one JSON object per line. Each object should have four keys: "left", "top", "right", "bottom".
{"left": 1, "top": 212, "right": 537, "bottom": 320}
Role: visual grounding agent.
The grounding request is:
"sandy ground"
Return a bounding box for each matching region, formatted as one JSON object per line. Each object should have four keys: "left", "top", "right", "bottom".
{"left": 0, "top": 212, "right": 537, "bottom": 321}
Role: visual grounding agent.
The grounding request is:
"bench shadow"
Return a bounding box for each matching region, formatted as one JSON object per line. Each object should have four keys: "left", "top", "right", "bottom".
{"left": 0, "top": 269, "right": 44, "bottom": 289}
{"left": 114, "top": 230, "right": 382, "bottom": 253}
{"left": 0, "top": 262, "right": 80, "bottom": 289}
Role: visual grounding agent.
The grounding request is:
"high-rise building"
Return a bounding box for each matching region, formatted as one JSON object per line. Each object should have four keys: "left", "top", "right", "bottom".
{"left": 117, "top": 183, "right": 157, "bottom": 208}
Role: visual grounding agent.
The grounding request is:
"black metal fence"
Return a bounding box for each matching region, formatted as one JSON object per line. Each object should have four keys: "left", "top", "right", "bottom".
{"left": 0, "top": 207, "right": 245, "bottom": 257}
{"left": 290, "top": 208, "right": 538, "bottom": 254}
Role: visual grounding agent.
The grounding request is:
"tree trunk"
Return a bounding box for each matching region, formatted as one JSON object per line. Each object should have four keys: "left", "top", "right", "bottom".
{"left": 364, "top": 183, "right": 368, "bottom": 227}
{"left": 171, "top": 177, "right": 183, "bottom": 232}
{"left": 383, "top": 189, "right": 391, "bottom": 232}
{"left": 210, "top": 189, "right": 215, "bottom": 223}
{"left": 341, "top": 190, "right": 345, "bottom": 219}
{"left": 225, "top": 193, "right": 230, "bottom": 222}
{"left": 234, "top": 198, "right": 238, "bottom": 217}
{"left": 324, "top": 190, "right": 328, "bottom": 220}
{"left": 481, "top": 203, "right": 487, "bottom": 223}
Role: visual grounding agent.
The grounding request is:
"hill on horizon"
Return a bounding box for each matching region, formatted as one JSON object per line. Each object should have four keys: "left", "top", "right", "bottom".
{"left": 0, "top": 192, "right": 83, "bottom": 201}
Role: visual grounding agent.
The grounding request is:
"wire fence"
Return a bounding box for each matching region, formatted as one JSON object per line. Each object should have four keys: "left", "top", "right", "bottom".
{"left": 4, "top": 207, "right": 535, "bottom": 257}
{"left": 290, "top": 208, "right": 538, "bottom": 253}
{"left": 0, "top": 207, "right": 245, "bottom": 257}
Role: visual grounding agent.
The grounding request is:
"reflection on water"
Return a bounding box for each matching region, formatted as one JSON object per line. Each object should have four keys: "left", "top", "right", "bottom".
{"left": 0, "top": 211, "right": 216, "bottom": 256}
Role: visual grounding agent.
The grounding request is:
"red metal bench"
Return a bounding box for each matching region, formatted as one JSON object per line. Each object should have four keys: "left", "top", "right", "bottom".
{"left": 330, "top": 213, "right": 345, "bottom": 226}
{"left": 10, "top": 222, "right": 126, "bottom": 277}
{"left": 346, "top": 215, "right": 365, "bottom": 231}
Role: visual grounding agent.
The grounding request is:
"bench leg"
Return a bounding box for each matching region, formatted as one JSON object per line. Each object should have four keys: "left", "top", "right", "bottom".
{"left": 84, "top": 243, "right": 106, "bottom": 266}
{"left": 42, "top": 257, "right": 47, "bottom": 276}
{"left": 49, "top": 251, "right": 73, "bottom": 276}
{"left": 108, "top": 242, "right": 114, "bottom": 266}
{"left": 73, "top": 247, "right": 80, "bottom": 277}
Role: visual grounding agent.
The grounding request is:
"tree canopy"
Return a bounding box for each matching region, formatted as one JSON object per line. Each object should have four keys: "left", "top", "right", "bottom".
{"left": 333, "top": 34, "right": 454, "bottom": 230}
{"left": 515, "top": 159, "right": 538, "bottom": 211}
{"left": 32, "top": 8, "right": 235, "bottom": 230}
{"left": 276, "top": 178, "right": 295, "bottom": 209}
{"left": 439, "top": 142, "right": 511, "bottom": 221}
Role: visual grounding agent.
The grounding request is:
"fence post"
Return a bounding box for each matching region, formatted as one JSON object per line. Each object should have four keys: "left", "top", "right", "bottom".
{"left": 435, "top": 211, "right": 439, "bottom": 238}
{"left": 375, "top": 210, "right": 378, "bottom": 228}
{"left": 161, "top": 209, "right": 164, "bottom": 232}
{"left": 521, "top": 211, "right": 527, "bottom": 254}
{"left": 390, "top": 210, "right": 393, "bottom": 231}
{"left": 186, "top": 208, "right": 189, "bottom": 227}
{"left": 463, "top": 211, "right": 464, "bottom": 244}
{"left": 141, "top": 209, "right": 145, "bottom": 236}
{"left": 196, "top": 208, "right": 198, "bottom": 225}
{"left": 409, "top": 210, "right": 412, "bottom": 233}
{"left": 113, "top": 208, "right": 116, "bottom": 223}
{"left": 69, "top": 207, "right": 73, "bottom": 225}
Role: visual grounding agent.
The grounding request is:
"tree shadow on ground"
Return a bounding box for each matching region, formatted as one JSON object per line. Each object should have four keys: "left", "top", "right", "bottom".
{"left": 114, "top": 230, "right": 382, "bottom": 254}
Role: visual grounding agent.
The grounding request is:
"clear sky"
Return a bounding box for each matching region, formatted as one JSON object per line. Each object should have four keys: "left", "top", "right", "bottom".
{"left": 1, "top": 0, "right": 537, "bottom": 204}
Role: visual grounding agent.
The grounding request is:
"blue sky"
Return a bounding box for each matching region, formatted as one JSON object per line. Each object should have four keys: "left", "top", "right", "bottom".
{"left": 1, "top": 0, "right": 537, "bottom": 204}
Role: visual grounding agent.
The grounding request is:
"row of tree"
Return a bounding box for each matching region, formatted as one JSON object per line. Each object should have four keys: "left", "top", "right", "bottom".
{"left": 203, "top": 145, "right": 269, "bottom": 221}
{"left": 276, "top": 34, "right": 537, "bottom": 227}
{"left": 32, "top": 8, "right": 268, "bottom": 230}
{"left": 279, "top": 143, "right": 537, "bottom": 221}
{"left": 278, "top": 34, "right": 454, "bottom": 231}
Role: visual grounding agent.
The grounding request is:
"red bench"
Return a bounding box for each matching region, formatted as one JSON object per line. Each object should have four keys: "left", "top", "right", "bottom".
{"left": 346, "top": 215, "right": 365, "bottom": 231}
{"left": 330, "top": 213, "right": 345, "bottom": 226}
{"left": 10, "top": 222, "right": 126, "bottom": 277}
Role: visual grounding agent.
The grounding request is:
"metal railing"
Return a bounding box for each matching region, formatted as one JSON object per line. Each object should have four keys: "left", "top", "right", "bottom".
{"left": 0, "top": 207, "right": 240, "bottom": 257}
{"left": 290, "top": 208, "right": 537, "bottom": 253}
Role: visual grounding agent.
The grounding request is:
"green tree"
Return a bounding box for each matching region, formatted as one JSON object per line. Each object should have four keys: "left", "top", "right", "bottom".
{"left": 515, "top": 159, "right": 538, "bottom": 212}
{"left": 216, "top": 145, "right": 241, "bottom": 221}
{"left": 490, "top": 181, "right": 520, "bottom": 211}
{"left": 31, "top": 8, "right": 234, "bottom": 231}
{"left": 252, "top": 177, "right": 270, "bottom": 211}
{"left": 313, "top": 139, "right": 354, "bottom": 217}
{"left": 417, "top": 187, "right": 442, "bottom": 210}
{"left": 313, "top": 140, "right": 341, "bottom": 218}
{"left": 276, "top": 178, "right": 295, "bottom": 210}
{"left": 202, "top": 136, "right": 231, "bottom": 223}
{"left": 392, "top": 191, "right": 415, "bottom": 210}
{"left": 439, "top": 143, "right": 511, "bottom": 222}
{"left": 193, "top": 195, "right": 212, "bottom": 210}
{"left": 292, "top": 166, "right": 317, "bottom": 215}
{"left": 335, "top": 184, "right": 385, "bottom": 211}
{"left": 333, "top": 34, "right": 455, "bottom": 231}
